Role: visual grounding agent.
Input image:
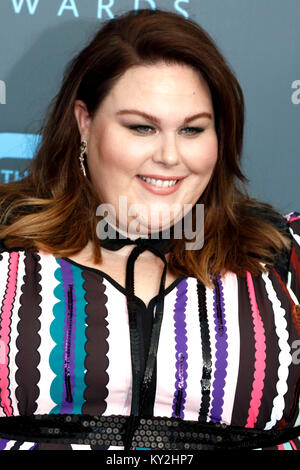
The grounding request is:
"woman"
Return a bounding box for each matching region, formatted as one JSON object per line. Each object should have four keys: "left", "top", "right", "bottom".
{"left": 0, "top": 9, "right": 299, "bottom": 451}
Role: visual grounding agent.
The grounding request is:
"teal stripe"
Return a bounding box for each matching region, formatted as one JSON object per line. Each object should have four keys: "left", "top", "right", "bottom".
{"left": 49, "top": 262, "right": 66, "bottom": 413}
{"left": 71, "top": 264, "right": 87, "bottom": 413}
{"left": 282, "top": 442, "right": 293, "bottom": 450}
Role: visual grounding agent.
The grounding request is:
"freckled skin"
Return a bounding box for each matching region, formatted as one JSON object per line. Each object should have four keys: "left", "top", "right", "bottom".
{"left": 74, "top": 62, "right": 218, "bottom": 236}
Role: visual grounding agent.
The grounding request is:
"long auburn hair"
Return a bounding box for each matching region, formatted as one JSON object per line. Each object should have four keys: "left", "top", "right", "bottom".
{"left": 0, "top": 8, "right": 291, "bottom": 288}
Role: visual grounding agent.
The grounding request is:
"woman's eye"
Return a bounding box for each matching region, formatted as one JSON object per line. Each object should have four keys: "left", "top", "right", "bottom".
{"left": 129, "top": 125, "right": 154, "bottom": 133}
{"left": 181, "top": 127, "right": 204, "bottom": 135}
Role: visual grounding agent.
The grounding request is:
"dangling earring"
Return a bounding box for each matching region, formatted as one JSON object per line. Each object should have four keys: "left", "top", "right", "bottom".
{"left": 79, "top": 140, "right": 87, "bottom": 177}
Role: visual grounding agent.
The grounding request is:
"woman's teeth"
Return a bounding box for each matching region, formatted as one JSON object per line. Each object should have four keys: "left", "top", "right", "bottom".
{"left": 138, "top": 175, "right": 179, "bottom": 187}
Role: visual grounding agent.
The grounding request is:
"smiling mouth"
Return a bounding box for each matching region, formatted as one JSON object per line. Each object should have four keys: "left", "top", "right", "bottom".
{"left": 137, "top": 175, "right": 180, "bottom": 188}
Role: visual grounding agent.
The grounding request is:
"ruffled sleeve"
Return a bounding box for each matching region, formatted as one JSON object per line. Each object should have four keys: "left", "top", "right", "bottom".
{"left": 251, "top": 211, "right": 300, "bottom": 451}
{"left": 284, "top": 212, "right": 300, "bottom": 308}
{"left": 269, "top": 211, "right": 300, "bottom": 451}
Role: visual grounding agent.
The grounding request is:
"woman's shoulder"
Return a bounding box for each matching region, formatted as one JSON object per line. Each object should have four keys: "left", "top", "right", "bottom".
{"left": 239, "top": 204, "right": 299, "bottom": 283}
{"left": 242, "top": 203, "right": 299, "bottom": 240}
{"left": 283, "top": 211, "right": 300, "bottom": 229}
{"left": 283, "top": 210, "right": 300, "bottom": 262}
{"left": 242, "top": 202, "right": 297, "bottom": 225}
{"left": 270, "top": 210, "right": 300, "bottom": 284}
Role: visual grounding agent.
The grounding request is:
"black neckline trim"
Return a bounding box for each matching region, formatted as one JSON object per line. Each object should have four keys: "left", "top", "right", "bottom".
{"left": 61, "top": 256, "right": 187, "bottom": 310}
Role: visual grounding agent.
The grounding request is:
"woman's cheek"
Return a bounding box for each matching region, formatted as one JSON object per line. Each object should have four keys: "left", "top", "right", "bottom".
{"left": 187, "top": 142, "right": 218, "bottom": 174}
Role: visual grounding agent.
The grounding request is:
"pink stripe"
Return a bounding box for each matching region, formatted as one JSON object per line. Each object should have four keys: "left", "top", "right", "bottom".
{"left": 290, "top": 440, "right": 297, "bottom": 450}
{"left": 277, "top": 444, "right": 285, "bottom": 450}
{"left": 245, "top": 271, "right": 266, "bottom": 428}
{"left": 0, "top": 252, "right": 19, "bottom": 416}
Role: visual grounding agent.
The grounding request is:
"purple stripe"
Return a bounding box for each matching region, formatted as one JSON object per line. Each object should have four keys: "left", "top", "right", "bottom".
{"left": 59, "top": 259, "right": 76, "bottom": 414}
{"left": 172, "top": 278, "right": 188, "bottom": 419}
{"left": 210, "top": 274, "right": 228, "bottom": 423}
{"left": 0, "top": 438, "right": 9, "bottom": 450}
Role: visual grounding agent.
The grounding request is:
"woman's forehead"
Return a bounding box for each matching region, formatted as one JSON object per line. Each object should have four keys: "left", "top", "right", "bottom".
{"left": 96, "top": 63, "right": 214, "bottom": 116}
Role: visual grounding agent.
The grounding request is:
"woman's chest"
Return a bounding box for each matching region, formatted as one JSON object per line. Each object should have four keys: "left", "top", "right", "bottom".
{"left": 98, "top": 262, "right": 179, "bottom": 308}
{"left": 1, "top": 250, "right": 299, "bottom": 428}
{"left": 75, "top": 250, "right": 180, "bottom": 308}
{"left": 2, "top": 261, "right": 299, "bottom": 429}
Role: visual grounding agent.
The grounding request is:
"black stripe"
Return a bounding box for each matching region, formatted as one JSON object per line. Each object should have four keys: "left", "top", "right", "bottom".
{"left": 197, "top": 280, "right": 212, "bottom": 421}
{"left": 81, "top": 270, "right": 109, "bottom": 415}
{"left": 231, "top": 276, "right": 256, "bottom": 426}
{"left": 9, "top": 440, "right": 25, "bottom": 450}
{"left": 252, "top": 273, "right": 280, "bottom": 428}
{"left": 137, "top": 298, "right": 157, "bottom": 416}
{"left": 64, "top": 284, "right": 74, "bottom": 404}
{"left": 15, "top": 250, "right": 41, "bottom": 415}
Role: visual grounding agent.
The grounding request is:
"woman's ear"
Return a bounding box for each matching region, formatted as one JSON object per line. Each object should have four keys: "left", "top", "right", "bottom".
{"left": 74, "top": 100, "right": 92, "bottom": 140}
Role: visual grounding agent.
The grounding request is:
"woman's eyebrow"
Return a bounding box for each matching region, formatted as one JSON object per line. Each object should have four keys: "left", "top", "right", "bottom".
{"left": 115, "top": 109, "right": 212, "bottom": 125}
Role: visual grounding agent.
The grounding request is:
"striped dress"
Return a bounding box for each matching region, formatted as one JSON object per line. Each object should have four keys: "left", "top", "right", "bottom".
{"left": 0, "top": 212, "right": 299, "bottom": 450}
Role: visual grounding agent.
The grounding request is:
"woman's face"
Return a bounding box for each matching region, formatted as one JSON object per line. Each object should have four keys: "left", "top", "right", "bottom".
{"left": 74, "top": 62, "right": 218, "bottom": 236}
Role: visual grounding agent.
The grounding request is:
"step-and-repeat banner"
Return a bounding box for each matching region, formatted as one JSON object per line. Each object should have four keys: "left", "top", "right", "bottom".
{"left": 0, "top": 0, "right": 299, "bottom": 213}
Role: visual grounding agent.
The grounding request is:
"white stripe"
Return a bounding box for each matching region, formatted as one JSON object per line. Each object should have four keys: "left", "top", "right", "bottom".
{"left": 154, "top": 287, "right": 177, "bottom": 417}
{"left": 70, "top": 444, "right": 91, "bottom": 450}
{"left": 289, "top": 226, "right": 300, "bottom": 246}
{"left": 0, "top": 252, "right": 10, "bottom": 305}
{"left": 103, "top": 279, "right": 132, "bottom": 416}
{"left": 219, "top": 272, "right": 240, "bottom": 425}
{"left": 107, "top": 446, "right": 125, "bottom": 450}
{"left": 2, "top": 440, "right": 17, "bottom": 450}
{"left": 18, "top": 441, "right": 37, "bottom": 450}
{"left": 262, "top": 271, "right": 292, "bottom": 430}
{"left": 287, "top": 271, "right": 300, "bottom": 305}
{"left": 35, "top": 251, "right": 59, "bottom": 414}
{"left": 287, "top": 225, "right": 300, "bottom": 304}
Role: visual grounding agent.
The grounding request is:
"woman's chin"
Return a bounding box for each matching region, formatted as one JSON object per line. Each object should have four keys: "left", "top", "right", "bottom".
{"left": 125, "top": 222, "right": 172, "bottom": 238}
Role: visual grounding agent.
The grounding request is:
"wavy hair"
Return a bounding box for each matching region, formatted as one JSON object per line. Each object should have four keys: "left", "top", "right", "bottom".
{"left": 0, "top": 8, "right": 291, "bottom": 288}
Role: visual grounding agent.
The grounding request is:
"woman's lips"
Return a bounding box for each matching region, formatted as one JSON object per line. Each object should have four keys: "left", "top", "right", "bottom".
{"left": 136, "top": 175, "right": 184, "bottom": 195}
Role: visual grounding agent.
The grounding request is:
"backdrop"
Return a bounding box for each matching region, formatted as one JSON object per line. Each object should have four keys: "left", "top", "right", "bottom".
{"left": 0, "top": 0, "right": 299, "bottom": 214}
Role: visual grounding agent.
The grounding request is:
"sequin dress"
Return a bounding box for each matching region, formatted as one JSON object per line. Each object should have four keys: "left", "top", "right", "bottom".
{"left": 0, "top": 212, "right": 299, "bottom": 450}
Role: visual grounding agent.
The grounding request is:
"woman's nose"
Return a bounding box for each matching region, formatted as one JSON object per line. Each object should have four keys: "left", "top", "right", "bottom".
{"left": 151, "top": 133, "right": 181, "bottom": 166}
